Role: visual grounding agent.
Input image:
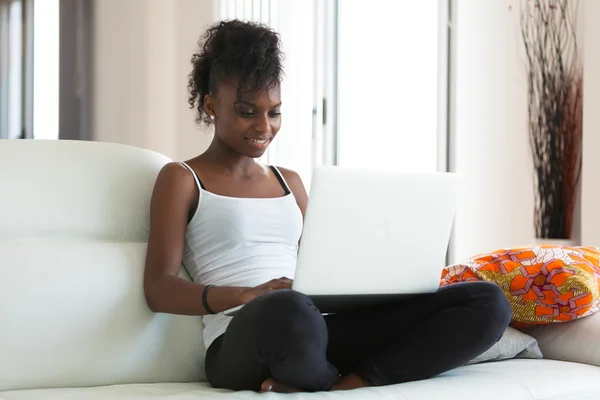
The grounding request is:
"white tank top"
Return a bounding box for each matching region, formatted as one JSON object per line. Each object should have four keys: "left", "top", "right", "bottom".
{"left": 180, "top": 162, "right": 303, "bottom": 350}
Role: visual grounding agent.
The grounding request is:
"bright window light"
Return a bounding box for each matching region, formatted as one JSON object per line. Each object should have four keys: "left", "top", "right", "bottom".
{"left": 337, "top": 0, "right": 440, "bottom": 172}
{"left": 33, "top": 0, "right": 59, "bottom": 140}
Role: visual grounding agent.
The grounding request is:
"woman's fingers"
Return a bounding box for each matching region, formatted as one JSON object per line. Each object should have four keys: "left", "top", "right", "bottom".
{"left": 266, "top": 279, "right": 293, "bottom": 290}
{"left": 258, "top": 277, "right": 293, "bottom": 293}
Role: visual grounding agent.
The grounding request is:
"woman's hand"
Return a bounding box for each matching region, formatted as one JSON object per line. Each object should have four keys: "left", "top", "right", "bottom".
{"left": 239, "top": 277, "right": 293, "bottom": 305}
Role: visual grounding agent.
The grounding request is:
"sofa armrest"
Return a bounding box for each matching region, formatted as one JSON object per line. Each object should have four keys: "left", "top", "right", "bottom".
{"left": 521, "top": 312, "right": 600, "bottom": 366}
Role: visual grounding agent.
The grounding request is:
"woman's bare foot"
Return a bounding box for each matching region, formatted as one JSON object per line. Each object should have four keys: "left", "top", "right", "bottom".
{"left": 331, "top": 373, "right": 371, "bottom": 391}
{"left": 260, "top": 377, "right": 303, "bottom": 393}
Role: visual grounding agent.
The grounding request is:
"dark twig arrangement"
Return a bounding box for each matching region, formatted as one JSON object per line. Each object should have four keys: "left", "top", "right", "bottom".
{"left": 520, "top": 0, "right": 582, "bottom": 239}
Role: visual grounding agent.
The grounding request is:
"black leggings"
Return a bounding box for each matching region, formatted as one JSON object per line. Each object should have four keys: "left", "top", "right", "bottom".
{"left": 205, "top": 282, "right": 512, "bottom": 392}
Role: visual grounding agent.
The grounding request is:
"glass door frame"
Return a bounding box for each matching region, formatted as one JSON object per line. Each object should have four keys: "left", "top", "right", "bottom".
{"left": 0, "top": 0, "right": 34, "bottom": 140}
{"left": 0, "top": 0, "right": 9, "bottom": 138}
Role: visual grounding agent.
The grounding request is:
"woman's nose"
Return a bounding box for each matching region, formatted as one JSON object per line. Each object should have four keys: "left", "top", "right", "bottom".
{"left": 254, "top": 114, "right": 270, "bottom": 133}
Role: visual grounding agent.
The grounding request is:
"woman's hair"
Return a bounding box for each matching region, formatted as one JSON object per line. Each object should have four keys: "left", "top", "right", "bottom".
{"left": 187, "top": 20, "right": 284, "bottom": 125}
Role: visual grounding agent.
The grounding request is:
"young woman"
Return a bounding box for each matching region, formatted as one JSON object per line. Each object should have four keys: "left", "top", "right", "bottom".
{"left": 143, "top": 19, "right": 512, "bottom": 393}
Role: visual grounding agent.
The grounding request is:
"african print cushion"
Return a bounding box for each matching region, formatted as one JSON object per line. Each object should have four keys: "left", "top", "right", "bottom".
{"left": 440, "top": 245, "right": 600, "bottom": 325}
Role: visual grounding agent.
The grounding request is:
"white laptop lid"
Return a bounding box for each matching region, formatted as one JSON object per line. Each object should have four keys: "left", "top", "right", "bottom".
{"left": 293, "top": 167, "right": 460, "bottom": 296}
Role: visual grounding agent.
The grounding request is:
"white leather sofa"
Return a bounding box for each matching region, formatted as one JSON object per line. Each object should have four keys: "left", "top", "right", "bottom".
{"left": 1, "top": 139, "right": 600, "bottom": 400}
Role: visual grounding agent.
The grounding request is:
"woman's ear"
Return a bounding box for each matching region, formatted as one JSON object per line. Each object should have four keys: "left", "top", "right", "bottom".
{"left": 204, "top": 94, "right": 216, "bottom": 119}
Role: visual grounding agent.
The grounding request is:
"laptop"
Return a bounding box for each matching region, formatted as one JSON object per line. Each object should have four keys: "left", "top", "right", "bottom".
{"left": 224, "top": 166, "right": 460, "bottom": 316}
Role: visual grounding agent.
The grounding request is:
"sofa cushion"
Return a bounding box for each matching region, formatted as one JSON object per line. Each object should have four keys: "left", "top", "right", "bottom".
{"left": 523, "top": 311, "right": 600, "bottom": 367}
{"left": 0, "top": 141, "right": 205, "bottom": 391}
{"left": 0, "top": 140, "right": 170, "bottom": 243}
{"left": 1, "top": 360, "right": 599, "bottom": 400}
{"left": 0, "top": 240, "right": 205, "bottom": 392}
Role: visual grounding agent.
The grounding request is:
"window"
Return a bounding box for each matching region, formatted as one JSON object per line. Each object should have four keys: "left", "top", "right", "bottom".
{"left": 218, "top": 0, "right": 278, "bottom": 28}
{"left": 336, "top": 0, "right": 445, "bottom": 172}
{"left": 32, "top": 0, "right": 59, "bottom": 139}
{"left": 0, "top": 0, "right": 24, "bottom": 139}
{"left": 0, "top": 0, "right": 58, "bottom": 140}
{"left": 0, "top": 2, "right": 10, "bottom": 138}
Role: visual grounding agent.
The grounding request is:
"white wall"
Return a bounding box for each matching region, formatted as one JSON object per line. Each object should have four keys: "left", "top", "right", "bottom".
{"left": 451, "top": 0, "right": 589, "bottom": 261}
{"left": 93, "top": 0, "right": 215, "bottom": 161}
{"left": 451, "top": 0, "right": 533, "bottom": 262}
{"left": 581, "top": 0, "right": 600, "bottom": 246}
{"left": 173, "top": 0, "right": 218, "bottom": 161}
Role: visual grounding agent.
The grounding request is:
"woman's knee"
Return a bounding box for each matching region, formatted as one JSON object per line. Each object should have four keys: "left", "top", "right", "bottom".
{"left": 465, "top": 282, "right": 513, "bottom": 338}
{"left": 476, "top": 282, "right": 512, "bottom": 318}
{"left": 254, "top": 290, "right": 326, "bottom": 345}
{"left": 254, "top": 289, "right": 316, "bottom": 314}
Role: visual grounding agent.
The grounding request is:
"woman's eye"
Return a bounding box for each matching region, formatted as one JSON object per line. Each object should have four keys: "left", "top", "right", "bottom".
{"left": 269, "top": 112, "right": 281, "bottom": 118}
{"left": 238, "top": 110, "right": 254, "bottom": 117}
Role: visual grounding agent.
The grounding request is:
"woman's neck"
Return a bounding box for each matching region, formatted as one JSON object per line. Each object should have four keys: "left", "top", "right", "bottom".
{"left": 200, "top": 135, "right": 258, "bottom": 177}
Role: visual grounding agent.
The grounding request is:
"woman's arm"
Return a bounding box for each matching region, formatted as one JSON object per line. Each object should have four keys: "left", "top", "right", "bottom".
{"left": 143, "top": 163, "right": 249, "bottom": 315}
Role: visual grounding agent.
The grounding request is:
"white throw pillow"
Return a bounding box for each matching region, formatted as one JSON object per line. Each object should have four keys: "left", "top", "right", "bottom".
{"left": 467, "top": 327, "right": 543, "bottom": 365}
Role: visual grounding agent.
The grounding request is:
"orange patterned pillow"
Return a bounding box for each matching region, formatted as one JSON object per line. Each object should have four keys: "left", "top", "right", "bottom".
{"left": 441, "top": 245, "right": 600, "bottom": 325}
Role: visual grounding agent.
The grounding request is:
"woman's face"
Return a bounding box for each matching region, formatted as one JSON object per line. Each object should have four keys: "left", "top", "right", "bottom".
{"left": 206, "top": 80, "right": 282, "bottom": 158}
